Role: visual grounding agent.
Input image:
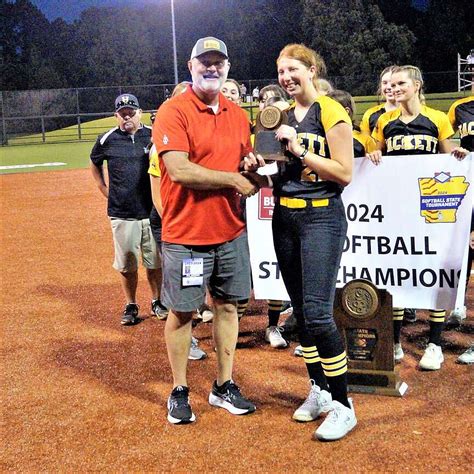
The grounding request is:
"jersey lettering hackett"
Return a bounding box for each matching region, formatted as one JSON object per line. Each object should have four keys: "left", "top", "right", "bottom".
{"left": 448, "top": 96, "right": 474, "bottom": 152}
{"left": 373, "top": 105, "right": 454, "bottom": 156}
{"left": 153, "top": 87, "right": 252, "bottom": 245}
{"left": 274, "top": 95, "right": 351, "bottom": 199}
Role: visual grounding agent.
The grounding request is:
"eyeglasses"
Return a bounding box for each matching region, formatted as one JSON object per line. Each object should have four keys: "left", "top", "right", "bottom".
{"left": 196, "top": 57, "right": 227, "bottom": 69}
{"left": 117, "top": 109, "right": 137, "bottom": 119}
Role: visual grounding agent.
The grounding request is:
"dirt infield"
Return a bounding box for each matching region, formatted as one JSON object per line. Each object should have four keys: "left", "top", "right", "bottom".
{"left": 1, "top": 169, "right": 473, "bottom": 472}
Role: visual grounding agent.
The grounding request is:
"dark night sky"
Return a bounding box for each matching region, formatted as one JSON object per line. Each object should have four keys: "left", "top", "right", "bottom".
{"left": 31, "top": 0, "right": 161, "bottom": 22}
{"left": 31, "top": 0, "right": 429, "bottom": 23}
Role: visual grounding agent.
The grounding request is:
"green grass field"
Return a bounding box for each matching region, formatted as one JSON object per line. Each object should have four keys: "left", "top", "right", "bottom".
{"left": 1, "top": 92, "right": 468, "bottom": 175}
{"left": 0, "top": 142, "right": 93, "bottom": 174}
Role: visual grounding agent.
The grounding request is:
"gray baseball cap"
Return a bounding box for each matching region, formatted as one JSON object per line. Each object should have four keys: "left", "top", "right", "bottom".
{"left": 190, "top": 37, "right": 228, "bottom": 60}
{"left": 115, "top": 93, "right": 140, "bottom": 112}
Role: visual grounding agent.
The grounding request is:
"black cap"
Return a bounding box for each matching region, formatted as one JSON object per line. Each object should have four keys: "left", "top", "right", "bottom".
{"left": 115, "top": 94, "right": 140, "bottom": 112}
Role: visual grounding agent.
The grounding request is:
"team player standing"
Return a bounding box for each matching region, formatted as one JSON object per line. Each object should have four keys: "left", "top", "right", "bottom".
{"left": 367, "top": 65, "right": 470, "bottom": 370}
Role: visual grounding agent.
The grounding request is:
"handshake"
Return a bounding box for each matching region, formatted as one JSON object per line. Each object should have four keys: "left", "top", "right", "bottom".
{"left": 234, "top": 152, "right": 270, "bottom": 198}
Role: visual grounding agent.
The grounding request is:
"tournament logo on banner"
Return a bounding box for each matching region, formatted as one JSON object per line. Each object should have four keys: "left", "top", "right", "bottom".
{"left": 247, "top": 154, "right": 473, "bottom": 309}
{"left": 418, "top": 172, "right": 469, "bottom": 223}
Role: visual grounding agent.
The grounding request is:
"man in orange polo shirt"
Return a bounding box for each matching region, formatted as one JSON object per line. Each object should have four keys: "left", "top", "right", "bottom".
{"left": 153, "top": 36, "right": 259, "bottom": 424}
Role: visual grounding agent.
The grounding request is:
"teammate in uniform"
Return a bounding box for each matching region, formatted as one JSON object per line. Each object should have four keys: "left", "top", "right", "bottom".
{"left": 360, "top": 66, "right": 398, "bottom": 136}
{"left": 90, "top": 94, "right": 163, "bottom": 326}
{"left": 329, "top": 89, "right": 376, "bottom": 157}
{"left": 447, "top": 86, "right": 474, "bottom": 363}
{"left": 448, "top": 92, "right": 474, "bottom": 153}
{"left": 247, "top": 44, "right": 356, "bottom": 441}
{"left": 367, "top": 65, "right": 470, "bottom": 370}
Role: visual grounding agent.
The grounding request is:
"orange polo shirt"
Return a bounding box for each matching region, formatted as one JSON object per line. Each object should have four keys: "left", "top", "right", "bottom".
{"left": 153, "top": 87, "right": 252, "bottom": 245}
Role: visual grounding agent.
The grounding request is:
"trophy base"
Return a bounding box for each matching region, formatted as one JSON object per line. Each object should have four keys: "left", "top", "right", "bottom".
{"left": 254, "top": 131, "right": 288, "bottom": 162}
{"left": 262, "top": 153, "right": 289, "bottom": 162}
{"left": 347, "top": 368, "right": 408, "bottom": 397}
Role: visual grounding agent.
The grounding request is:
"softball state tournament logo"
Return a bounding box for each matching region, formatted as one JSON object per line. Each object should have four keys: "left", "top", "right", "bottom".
{"left": 418, "top": 172, "right": 470, "bottom": 223}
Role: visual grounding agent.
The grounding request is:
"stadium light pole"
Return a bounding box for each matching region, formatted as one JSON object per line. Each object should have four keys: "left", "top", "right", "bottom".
{"left": 171, "top": 0, "right": 178, "bottom": 84}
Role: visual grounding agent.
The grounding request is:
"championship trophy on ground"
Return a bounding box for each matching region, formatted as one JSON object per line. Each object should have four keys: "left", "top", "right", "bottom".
{"left": 334, "top": 279, "right": 408, "bottom": 397}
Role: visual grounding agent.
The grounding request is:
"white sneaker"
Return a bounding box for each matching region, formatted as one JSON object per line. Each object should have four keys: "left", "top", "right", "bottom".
{"left": 188, "top": 336, "right": 207, "bottom": 360}
{"left": 265, "top": 326, "right": 288, "bottom": 348}
{"left": 315, "top": 398, "right": 357, "bottom": 441}
{"left": 457, "top": 345, "right": 474, "bottom": 364}
{"left": 294, "top": 345, "right": 303, "bottom": 357}
{"left": 394, "top": 343, "right": 404, "bottom": 362}
{"left": 280, "top": 302, "right": 293, "bottom": 316}
{"left": 197, "top": 304, "right": 214, "bottom": 323}
{"left": 447, "top": 306, "right": 467, "bottom": 325}
{"left": 293, "top": 380, "right": 332, "bottom": 422}
{"left": 419, "top": 343, "right": 444, "bottom": 370}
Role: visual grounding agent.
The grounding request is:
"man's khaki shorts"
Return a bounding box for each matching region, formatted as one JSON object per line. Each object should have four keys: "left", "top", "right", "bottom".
{"left": 110, "top": 217, "right": 160, "bottom": 272}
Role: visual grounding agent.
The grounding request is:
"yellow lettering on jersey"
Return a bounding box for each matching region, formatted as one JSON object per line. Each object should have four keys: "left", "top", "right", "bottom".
{"left": 298, "top": 132, "right": 327, "bottom": 158}
{"left": 459, "top": 121, "right": 474, "bottom": 138}
{"left": 423, "top": 135, "right": 438, "bottom": 152}
{"left": 402, "top": 135, "right": 415, "bottom": 150}
{"left": 386, "top": 134, "right": 438, "bottom": 153}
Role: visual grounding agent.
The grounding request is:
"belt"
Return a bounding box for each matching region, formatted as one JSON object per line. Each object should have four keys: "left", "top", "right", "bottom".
{"left": 279, "top": 196, "right": 329, "bottom": 208}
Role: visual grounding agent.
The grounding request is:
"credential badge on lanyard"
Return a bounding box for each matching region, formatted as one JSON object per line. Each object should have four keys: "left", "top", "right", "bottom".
{"left": 182, "top": 258, "right": 204, "bottom": 287}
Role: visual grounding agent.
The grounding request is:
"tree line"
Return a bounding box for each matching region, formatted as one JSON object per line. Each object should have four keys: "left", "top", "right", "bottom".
{"left": 1, "top": 0, "right": 472, "bottom": 95}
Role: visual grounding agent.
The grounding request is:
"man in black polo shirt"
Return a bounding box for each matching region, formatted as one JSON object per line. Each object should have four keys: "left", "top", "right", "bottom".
{"left": 90, "top": 93, "right": 166, "bottom": 325}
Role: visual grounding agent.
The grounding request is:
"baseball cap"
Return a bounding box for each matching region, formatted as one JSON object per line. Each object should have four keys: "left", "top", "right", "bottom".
{"left": 190, "top": 37, "right": 228, "bottom": 60}
{"left": 115, "top": 93, "right": 140, "bottom": 112}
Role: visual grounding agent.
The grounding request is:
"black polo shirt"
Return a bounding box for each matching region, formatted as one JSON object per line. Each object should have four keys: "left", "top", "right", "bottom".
{"left": 90, "top": 125, "right": 153, "bottom": 219}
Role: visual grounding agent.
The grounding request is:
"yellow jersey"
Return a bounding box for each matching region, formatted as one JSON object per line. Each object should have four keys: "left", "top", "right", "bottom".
{"left": 372, "top": 105, "right": 454, "bottom": 156}
{"left": 447, "top": 96, "right": 474, "bottom": 152}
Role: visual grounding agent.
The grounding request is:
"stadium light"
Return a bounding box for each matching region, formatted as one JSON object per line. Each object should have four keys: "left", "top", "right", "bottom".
{"left": 171, "top": 0, "right": 178, "bottom": 84}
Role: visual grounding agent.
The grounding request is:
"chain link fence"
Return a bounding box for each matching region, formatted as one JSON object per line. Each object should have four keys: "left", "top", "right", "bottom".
{"left": 0, "top": 71, "right": 461, "bottom": 146}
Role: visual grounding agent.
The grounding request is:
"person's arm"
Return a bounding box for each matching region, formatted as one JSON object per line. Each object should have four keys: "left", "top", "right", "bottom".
{"left": 161, "top": 151, "right": 258, "bottom": 196}
{"left": 275, "top": 122, "right": 353, "bottom": 186}
{"left": 90, "top": 161, "right": 108, "bottom": 198}
{"left": 439, "top": 139, "right": 470, "bottom": 160}
{"left": 366, "top": 139, "right": 385, "bottom": 165}
{"left": 150, "top": 175, "right": 163, "bottom": 216}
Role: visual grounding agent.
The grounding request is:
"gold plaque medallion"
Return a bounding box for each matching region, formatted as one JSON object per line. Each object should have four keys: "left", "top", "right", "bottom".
{"left": 341, "top": 279, "right": 379, "bottom": 321}
{"left": 259, "top": 105, "right": 282, "bottom": 129}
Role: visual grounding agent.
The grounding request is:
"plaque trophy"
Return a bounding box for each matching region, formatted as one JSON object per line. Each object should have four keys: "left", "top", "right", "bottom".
{"left": 333, "top": 279, "right": 408, "bottom": 397}
{"left": 254, "top": 105, "right": 289, "bottom": 162}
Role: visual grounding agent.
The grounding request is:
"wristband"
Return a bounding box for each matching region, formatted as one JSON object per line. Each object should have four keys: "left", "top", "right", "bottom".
{"left": 299, "top": 148, "right": 309, "bottom": 161}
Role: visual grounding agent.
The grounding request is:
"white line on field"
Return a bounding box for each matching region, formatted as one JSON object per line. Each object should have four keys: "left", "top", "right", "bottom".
{"left": 0, "top": 162, "right": 67, "bottom": 170}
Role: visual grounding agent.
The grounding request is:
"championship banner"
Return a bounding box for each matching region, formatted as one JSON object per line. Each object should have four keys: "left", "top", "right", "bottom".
{"left": 246, "top": 154, "right": 473, "bottom": 309}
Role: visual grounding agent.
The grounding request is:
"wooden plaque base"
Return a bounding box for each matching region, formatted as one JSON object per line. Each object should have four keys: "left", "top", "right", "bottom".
{"left": 334, "top": 279, "right": 408, "bottom": 398}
